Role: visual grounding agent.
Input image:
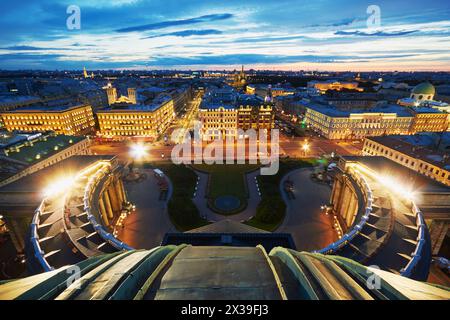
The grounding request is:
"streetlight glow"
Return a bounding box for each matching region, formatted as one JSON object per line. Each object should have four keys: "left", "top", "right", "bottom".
{"left": 129, "top": 143, "right": 148, "bottom": 160}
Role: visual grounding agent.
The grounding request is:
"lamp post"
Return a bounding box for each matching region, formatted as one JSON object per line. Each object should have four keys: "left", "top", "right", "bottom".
{"left": 302, "top": 141, "right": 309, "bottom": 157}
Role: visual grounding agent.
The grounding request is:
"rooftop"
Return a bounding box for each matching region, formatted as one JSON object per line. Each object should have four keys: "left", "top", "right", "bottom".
{"left": 367, "top": 136, "right": 450, "bottom": 172}
{"left": 305, "top": 102, "right": 414, "bottom": 117}
{"left": 2, "top": 246, "right": 448, "bottom": 300}
{"left": 344, "top": 155, "right": 450, "bottom": 193}
{"left": 1, "top": 104, "right": 88, "bottom": 113}
{"left": 3, "top": 135, "right": 85, "bottom": 165}
{"left": 0, "top": 155, "right": 115, "bottom": 194}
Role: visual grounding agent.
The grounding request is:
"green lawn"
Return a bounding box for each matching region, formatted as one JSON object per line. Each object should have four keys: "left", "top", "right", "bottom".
{"left": 192, "top": 164, "right": 259, "bottom": 199}
{"left": 144, "top": 162, "right": 209, "bottom": 231}
{"left": 244, "top": 158, "right": 315, "bottom": 231}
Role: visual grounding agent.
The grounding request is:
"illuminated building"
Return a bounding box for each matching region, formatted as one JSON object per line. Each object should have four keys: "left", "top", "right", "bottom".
{"left": 199, "top": 91, "right": 274, "bottom": 140}
{"left": 0, "top": 132, "right": 90, "bottom": 187}
{"left": 246, "top": 84, "right": 295, "bottom": 97}
{"left": 228, "top": 65, "right": 247, "bottom": 88}
{"left": 307, "top": 80, "right": 363, "bottom": 93}
{"left": 104, "top": 83, "right": 118, "bottom": 105}
{"left": 409, "top": 107, "right": 449, "bottom": 133}
{"left": 127, "top": 88, "right": 137, "bottom": 104}
{"left": 362, "top": 135, "right": 450, "bottom": 187}
{"left": 304, "top": 103, "right": 413, "bottom": 139}
{"left": 97, "top": 95, "right": 175, "bottom": 139}
{"left": 0, "top": 104, "right": 95, "bottom": 135}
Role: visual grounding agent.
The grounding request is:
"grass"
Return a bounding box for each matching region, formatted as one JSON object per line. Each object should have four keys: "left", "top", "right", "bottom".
{"left": 244, "top": 158, "right": 315, "bottom": 231}
{"left": 144, "top": 162, "right": 209, "bottom": 231}
{"left": 191, "top": 163, "right": 260, "bottom": 214}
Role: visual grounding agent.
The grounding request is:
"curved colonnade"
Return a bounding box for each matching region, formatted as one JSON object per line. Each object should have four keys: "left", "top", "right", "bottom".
{"left": 314, "top": 162, "right": 430, "bottom": 280}
{"left": 29, "top": 160, "right": 132, "bottom": 272}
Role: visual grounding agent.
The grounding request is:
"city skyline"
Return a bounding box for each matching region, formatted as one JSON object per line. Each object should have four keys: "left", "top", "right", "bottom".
{"left": 0, "top": 0, "right": 450, "bottom": 71}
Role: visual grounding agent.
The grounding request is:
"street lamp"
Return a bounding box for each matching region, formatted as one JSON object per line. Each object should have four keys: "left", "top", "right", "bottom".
{"left": 302, "top": 142, "right": 309, "bottom": 156}
{"left": 129, "top": 143, "right": 148, "bottom": 160}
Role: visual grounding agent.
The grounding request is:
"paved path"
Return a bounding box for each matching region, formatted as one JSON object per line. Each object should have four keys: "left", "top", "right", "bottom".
{"left": 277, "top": 167, "right": 337, "bottom": 252}
{"left": 192, "top": 169, "right": 261, "bottom": 222}
{"left": 116, "top": 169, "right": 177, "bottom": 249}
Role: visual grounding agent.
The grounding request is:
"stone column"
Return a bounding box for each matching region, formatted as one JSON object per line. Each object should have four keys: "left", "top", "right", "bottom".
{"left": 107, "top": 183, "right": 120, "bottom": 213}
{"left": 98, "top": 197, "right": 109, "bottom": 227}
{"left": 103, "top": 191, "right": 114, "bottom": 220}
{"left": 114, "top": 179, "right": 124, "bottom": 206}
{"left": 346, "top": 194, "right": 358, "bottom": 227}
{"left": 118, "top": 179, "right": 127, "bottom": 203}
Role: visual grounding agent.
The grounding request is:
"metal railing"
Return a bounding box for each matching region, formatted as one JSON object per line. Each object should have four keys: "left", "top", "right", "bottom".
{"left": 315, "top": 167, "right": 373, "bottom": 255}
{"left": 400, "top": 202, "right": 426, "bottom": 277}
{"left": 29, "top": 201, "right": 54, "bottom": 272}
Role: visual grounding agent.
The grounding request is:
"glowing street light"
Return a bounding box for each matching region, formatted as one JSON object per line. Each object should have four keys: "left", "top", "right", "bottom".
{"left": 302, "top": 142, "right": 310, "bottom": 156}
{"left": 129, "top": 143, "right": 148, "bottom": 160}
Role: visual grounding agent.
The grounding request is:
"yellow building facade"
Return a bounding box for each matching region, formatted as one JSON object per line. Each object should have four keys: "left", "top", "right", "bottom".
{"left": 305, "top": 107, "right": 412, "bottom": 139}
{"left": 308, "top": 81, "right": 362, "bottom": 93}
{"left": 0, "top": 104, "right": 95, "bottom": 135}
{"left": 409, "top": 112, "right": 449, "bottom": 133}
{"left": 363, "top": 137, "right": 450, "bottom": 186}
{"left": 200, "top": 104, "right": 274, "bottom": 140}
{"left": 97, "top": 98, "right": 175, "bottom": 139}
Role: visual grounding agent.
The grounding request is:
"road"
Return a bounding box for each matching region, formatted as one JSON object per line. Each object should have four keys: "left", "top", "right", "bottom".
{"left": 116, "top": 168, "right": 176, "bottom": 249}
{"left": 277, "top": 167, "right": 338, "bottom": 251}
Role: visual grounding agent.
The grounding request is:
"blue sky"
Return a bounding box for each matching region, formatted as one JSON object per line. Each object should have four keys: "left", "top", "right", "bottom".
{"left": 0, "top": 0, "right": 449, "bottom": 70}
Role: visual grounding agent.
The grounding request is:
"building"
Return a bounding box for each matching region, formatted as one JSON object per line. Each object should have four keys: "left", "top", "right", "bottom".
{"left": 304, "top": 103, "right": 413, "bottom": 139}
{"left": 409, "top": 107, "right": 449, "bottom": 133}
{"left": 307, "top": 80, "right": 363, "bottom": 93}
{"left": 246, "top": 84, "right": 295, "bottom": 97}
{"left": 104, "top": 83, "right": 118, "bottom": 105}
{"left": 228, "top": 65, "right": 247, "bottom": 88}
{"left": 199, "top": 89, "right": 274, "bottom": 140}
{"left": 0, "top": 104, "right": 95, "bottom": 135}
{"left": 97, "top": 95, "right": 175, "bottom": 139}
{"left": 0, "top": 132, "right": 91, "bottom": 187}
{"left": 0, "top": 95, "right": 41, "bottom": 112}
{"left": 237, "top": 95, "right": 274, "bottom": 132}
{"left": 362, "top": 135, "right": 450, "bottom": 187}
{"left": 411, "top": 82, "right": 435, "bottom": 102}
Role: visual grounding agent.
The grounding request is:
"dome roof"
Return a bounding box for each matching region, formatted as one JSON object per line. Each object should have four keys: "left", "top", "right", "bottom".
{"left": 1, "top": 246, "right": 450, "bottom": 300}
{"left": 412, "top": 82, "right": 435, "bottom": 95}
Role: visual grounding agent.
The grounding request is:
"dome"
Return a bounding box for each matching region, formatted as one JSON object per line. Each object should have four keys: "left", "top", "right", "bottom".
{"left": 412, "top": 82, "right": 435, "bottom": 95}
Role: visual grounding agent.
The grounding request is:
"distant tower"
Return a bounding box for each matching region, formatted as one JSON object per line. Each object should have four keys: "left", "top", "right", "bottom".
{"left": 127, "top": 88, "right": 137, "bottom": 104}
{"left": 264, "top": 85, "right": 273, "bottom": 103}
{"left": 105, "top": 83, "right": 117, "bottom": 105}
{"left": 83, "top": 67, "right": 88, "bottom": 79}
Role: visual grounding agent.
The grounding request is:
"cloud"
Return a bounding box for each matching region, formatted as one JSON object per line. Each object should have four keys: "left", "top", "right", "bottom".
{"left": 115, "top": 13, "right": 233, "bottom": 33}
{"left": 334, "top": 30, "right": 418, "bottom": 37}
{"left": 143, "top": 29, "right": 223, "bottom": 39}
{"left": 0, "top": 45, "right": 67, "bottom": 51}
